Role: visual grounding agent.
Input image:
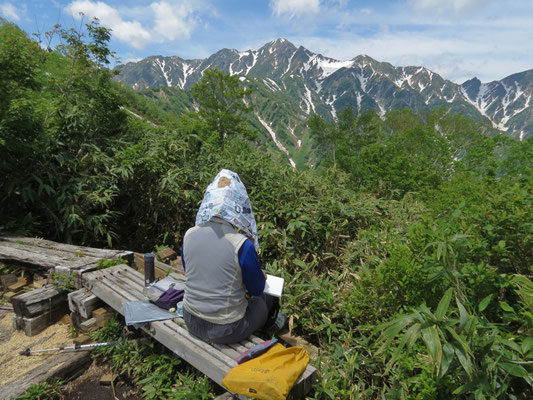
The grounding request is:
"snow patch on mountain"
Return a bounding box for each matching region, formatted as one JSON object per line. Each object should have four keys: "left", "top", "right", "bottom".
{"left": 180, "top": 62, "right": 194, "bottom": 88}
{"left": 266, "top": 78, "right": 281, "bottom": 91}
{"left": 244, "top": 51, "right": 257, "bottom": 75}
{"left": 303, "top": 54, "right": 318, "bottom": 72}
{"left": 444, "top": 94, "right": 456, "bottom": 103}
{"left": 325, "top": 94, "right": 337, "bottom": 119}
{"left": 498, "top": 92, "right": 531, "bottom": 130}
{"left": 282, "top": 50, "right": 297, "bottom": 78}
{"left": 257, "top": 114, "right": 296, "bottom": 168}
{"left": 394, "top": 74, "right": 412, "bottom": 88}
{"left": 301, "top": 85, "right": 316, "bottom": 114}
{"left": 461, "top": 84, "right": 499, "bottom": 128}
{"left": 317, "top": 59, "right": 353, "bottom": 79}
{"left": 354, "top": 71, "right": 371, "bottom": 93}
{"left": 288, "top": 126, "right": 301, "bottom": 150}
{"left": 377, "top": 101, "right": 386, "bottom": 119}
{"left": 154, "top": 58, "right": 172, "bottom": 87}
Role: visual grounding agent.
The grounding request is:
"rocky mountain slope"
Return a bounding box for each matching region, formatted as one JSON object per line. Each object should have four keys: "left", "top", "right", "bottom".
{"left": 115, "top": 39, "right": 532, "bottom": 166}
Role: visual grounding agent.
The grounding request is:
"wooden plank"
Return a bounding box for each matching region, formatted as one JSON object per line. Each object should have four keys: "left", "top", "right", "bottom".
{"left": 226, "top": 342, "right": 248, "bottom": 355}
{"left": 71, "top": 263, "right": 99, "bottom": 289}
{"left": 149, "top": 321, "right": 235, "bottom": 385}
{"left": 7, "top": 281, "right": 26, "bottom": 293}
{"left": 3, "top": 291, "right": 17, "bottom": 301}
{"left": 79, "top": 294, "right": 103, "bottom": 319}
{"left": 212, "top": 344, "right": 241, "bottom": 360}
{"left": 0, "top": 243, "right": 64, "bottom": 268}
{"left": 68, "top": 288, "right": 103, "bottom": 319}
{"left": 83, "top": 265, "right": 316, "bottom": 398}
{"left": 0, "top": 273, "right": 17, "bottom": 290}
{"left": 279, "top": 332, "right": 319, "bottom": 358}
{"left": 68, "top": 289, "right": 84, "bottom": 313}
{"left": 111, "top": 266, "right": 145, "bottom": 288}
{"left": 11, "top": 284, "right": 67, "bottom": 318}
{"left": 0, "top": 236, "right": 127, "bottom": 259}
{"left": 87, "top": 271, "right": 235, "bottom": 382}
{"left": 213, "top": 393, "right": 246, "bottom": 400}
{"left": 0, "top": 242, "right": 98, "bottom": 270}
{"left": 13, "top": 303, "right": 69, "bottom": 336}
{"left": 290, "top": 365, "right": 317, "bottom": 399}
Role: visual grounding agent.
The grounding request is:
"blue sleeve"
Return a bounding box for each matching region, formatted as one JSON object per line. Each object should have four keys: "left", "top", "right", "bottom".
{"left": 181, "top": 245, "right": 186, "bottom": 271}
{"left": 238, "top": 239, "right": 265, "bottom": 296}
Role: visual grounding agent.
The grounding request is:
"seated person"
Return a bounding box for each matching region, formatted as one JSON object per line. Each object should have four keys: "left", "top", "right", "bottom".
{"left": 181, "top": 169, "right": 277, "bottom": 344}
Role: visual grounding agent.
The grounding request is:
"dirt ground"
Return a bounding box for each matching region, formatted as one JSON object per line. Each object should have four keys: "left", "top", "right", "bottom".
{"left": 0, "top": 309, "right": 73, "bottom": 387}
{"left": 62, "top": 361, "right": 142, "bottom": 400}
{"left": 0, "top": 309, "right": 141, "bottom": 399}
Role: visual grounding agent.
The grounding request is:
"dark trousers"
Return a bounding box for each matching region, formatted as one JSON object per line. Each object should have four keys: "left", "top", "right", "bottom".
{"left": 183, "top": 294, "right": 278, "bottom": 344}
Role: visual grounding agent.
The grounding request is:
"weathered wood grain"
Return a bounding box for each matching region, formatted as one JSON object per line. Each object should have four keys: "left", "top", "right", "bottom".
{"left": 11, "top": 284, "right": 67, "bottom": 318}
{"left": 0, "top": 273, "right": 17, "bottom": 290}
{"left": 0, "top": 243, "right": 67, "bottom": 268}
{"left": 0, "top": 236, "right": 127, "bottom": 259}
{"left": 13, "top": 303, "right": 69, "bottom": 336}
{"left": 68, "top": 288, "right": 103, "bottom": 319}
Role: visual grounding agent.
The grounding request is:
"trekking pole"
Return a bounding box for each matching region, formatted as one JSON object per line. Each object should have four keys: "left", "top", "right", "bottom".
{"left": 20, "top": 340, "right": 119, "bottom": 356}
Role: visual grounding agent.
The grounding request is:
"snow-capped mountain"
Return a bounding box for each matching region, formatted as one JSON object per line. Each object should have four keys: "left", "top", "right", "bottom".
{"left": 115, "top": 39, "right": 532, "bottom": 164}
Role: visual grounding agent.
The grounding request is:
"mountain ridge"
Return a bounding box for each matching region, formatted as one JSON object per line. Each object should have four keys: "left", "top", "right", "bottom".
{"left": 115, "top": 39, "right": 532, "bottom": 164}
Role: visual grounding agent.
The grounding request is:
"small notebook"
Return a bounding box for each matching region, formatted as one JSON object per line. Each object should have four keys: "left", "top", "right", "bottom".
{"left": 264, "top": 274, "right": 284, "bottom": 297}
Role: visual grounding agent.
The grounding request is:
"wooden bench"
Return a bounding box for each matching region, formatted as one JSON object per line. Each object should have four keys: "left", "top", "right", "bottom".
{"left": 83, "top": 265, "right": 316, "bottom": 399}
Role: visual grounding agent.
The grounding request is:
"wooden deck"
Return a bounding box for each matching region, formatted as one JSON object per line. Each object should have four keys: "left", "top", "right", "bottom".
{"left": 0, "top": 236, "right": 132, "bottom": 288}
{"left": 83, "top": 265, "right": 316, "bottom": 398}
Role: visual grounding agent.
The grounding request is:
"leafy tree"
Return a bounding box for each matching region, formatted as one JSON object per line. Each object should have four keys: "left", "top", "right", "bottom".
{"left": 308, "top": 108, "right": 382, "bottom": 171}
{"left": 0, "top": 19, "right": 131, "bottom": 244}
{"left": 191, "top": 68, "right": 253, "bottom": 148}
{"left": 0, "top": 23, "right": 45, "bottom": 234}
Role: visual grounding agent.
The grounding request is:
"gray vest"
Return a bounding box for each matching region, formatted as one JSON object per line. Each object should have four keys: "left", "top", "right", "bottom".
{"left": 183, "top": 218, "right": 248, "bottom": 324}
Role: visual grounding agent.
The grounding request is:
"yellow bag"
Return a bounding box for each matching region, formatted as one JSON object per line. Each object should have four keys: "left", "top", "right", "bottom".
{"left": 222, "top": 343, "right": 309, "bottom": 400}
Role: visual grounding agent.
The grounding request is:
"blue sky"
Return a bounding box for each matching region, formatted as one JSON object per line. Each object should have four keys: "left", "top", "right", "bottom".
{"left": 2, "top": 0, "right": 532, "bottom": 83}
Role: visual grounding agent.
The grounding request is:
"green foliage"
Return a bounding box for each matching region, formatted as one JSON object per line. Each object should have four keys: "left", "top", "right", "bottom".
{"left": 97, "top": 258, "right": 126, "bottom": 270}
{"left": 374, "top": 287, "right": 532, "bottom": 399}
{"left": 0, "top": 19, "right": 133, "bottom": 245}
{"left": 17, "top": 377, "right": 64, "bottom": 400}
{"left": 92, "top": 316, "right": 216, "bottom": 399}
{"left": 191, "top": 68, "right": 253, "bottom": 148}
{"left": 49, "top": 271, "right": 77, "bottom": 292}
{"left": 2, "top": 19, "right": 532, "bottom": 399}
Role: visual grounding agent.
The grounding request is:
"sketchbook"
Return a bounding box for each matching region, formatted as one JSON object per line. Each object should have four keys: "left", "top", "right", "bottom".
{"left": 264, "top": 274, "right": 284, "bottom": 298}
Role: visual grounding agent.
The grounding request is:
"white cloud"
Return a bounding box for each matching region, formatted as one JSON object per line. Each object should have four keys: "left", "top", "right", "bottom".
{"left": 151, "top": 1, "right": 198, "bottom": 40}
{"left": 410, "top": 0, "right": 490, "bottom": 14}
{"left": 66, "top": 1, "right": 151, "bottom": 49}
{"left": 1, "top": 2, "right": 20, "bottom": 21}
{"left": 66, "top": 1, "right": 201, "bottom": 49}
{"left": 291, "top": 24, "right": 531, "bottom": 83}
{"left": 270, "top": 0, "right": 321, "bottom": 18}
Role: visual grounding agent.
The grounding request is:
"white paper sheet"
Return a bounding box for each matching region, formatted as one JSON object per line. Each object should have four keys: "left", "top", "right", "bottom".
{"left": 264, "top": 274, "right": 284, "bottom": 297}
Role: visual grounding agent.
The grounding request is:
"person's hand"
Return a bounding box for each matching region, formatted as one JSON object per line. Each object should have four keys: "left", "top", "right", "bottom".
{"left": 263, "top": 270, "right": 267, "bottom": 280}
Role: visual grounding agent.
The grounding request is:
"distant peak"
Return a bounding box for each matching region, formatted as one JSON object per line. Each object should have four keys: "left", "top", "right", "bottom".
{"left": 260, "top": 38, "right": 298, "bottom": 52}
{"left": 352, "top": 54, "right": 376, "bottom": 63}
{"left": 461, "top": 76, "right": 481, "bottom": 86}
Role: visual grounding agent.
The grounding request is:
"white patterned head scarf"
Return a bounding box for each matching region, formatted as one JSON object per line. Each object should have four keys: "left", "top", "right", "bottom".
{"left": 195, "top": 169, "right": 259, "bottom": 249}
